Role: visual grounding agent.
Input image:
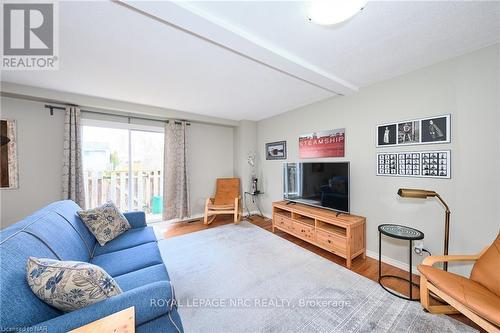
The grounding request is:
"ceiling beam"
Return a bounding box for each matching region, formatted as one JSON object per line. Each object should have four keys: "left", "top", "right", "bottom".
{"left": 0, "top": 82, "right": 239, "bottom": 127}
{"left": 116, "top": 0, "right": 358, "bottom": 96}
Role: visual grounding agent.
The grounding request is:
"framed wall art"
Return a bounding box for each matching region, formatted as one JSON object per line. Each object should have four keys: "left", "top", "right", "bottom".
{"left": 0, "top": 119, "right": 19, "bottom": 189}
{"left": 299, "top": 128, "right": 345, "bottom": 158}
{"left": 265, "top": 141, "right": 287, "bottom": 160}
{"left": 376, "top": 114, "right": 450, "bottom": 148}
{"left": 377, "top": 150, "right": 451, "bottom": 179}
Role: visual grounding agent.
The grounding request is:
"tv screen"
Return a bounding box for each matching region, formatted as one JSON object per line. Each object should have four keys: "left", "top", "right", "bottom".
{"left": 283, "top": 162, "right": 349, "bottom": 213}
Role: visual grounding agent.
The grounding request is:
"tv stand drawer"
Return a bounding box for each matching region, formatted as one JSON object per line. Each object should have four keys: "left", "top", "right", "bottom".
{"left": 291, "top": 222, "right": 314, "bottom": 241}
{"left": 316, "top": 230, "right": 346, "bottom": 252}
{"left": 274, "top": 214, "right": 293, "bottom": 230}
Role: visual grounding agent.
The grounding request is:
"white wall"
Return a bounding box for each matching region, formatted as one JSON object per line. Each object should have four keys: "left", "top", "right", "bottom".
{"left": 257, "top": 44, "right": 500, "bottom": 275}
{"left": 189, "top": 122, "right": 234, "bottom": 215}
{"left": 1, "top": 98, "right": 65, "bottom": 228}
{"left": 233, "top": 120, "right": 258, "bottom": 193}
{"left": 0, "top": 97, "right": 234, "bottom": 227}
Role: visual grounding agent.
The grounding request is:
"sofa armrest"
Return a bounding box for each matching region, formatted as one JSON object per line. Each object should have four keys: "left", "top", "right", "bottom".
{"left": 28, "top": 281, "right": 175, "bottom": 332}
{"left": 124, "top": 211, "right": 147, "bottom": 229}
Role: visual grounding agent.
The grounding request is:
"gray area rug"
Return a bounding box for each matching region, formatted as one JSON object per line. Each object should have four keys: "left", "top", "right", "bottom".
{"left": 158, "top": 221, "right": 476, "bottom": 333}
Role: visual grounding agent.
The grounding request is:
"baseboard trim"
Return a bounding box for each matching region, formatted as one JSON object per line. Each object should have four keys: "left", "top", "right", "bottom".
{"left": 155, "top": 211, "right": 265, "bottom": 225}
{"left": 366, "top": 250, "right": 420, "bottom": 276}
{"left": 149, "top": 214, "right": 205, "bottom": 225}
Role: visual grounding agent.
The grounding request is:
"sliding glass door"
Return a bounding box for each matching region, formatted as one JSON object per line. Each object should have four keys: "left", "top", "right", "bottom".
{"left": 82, "top": 120, "right": 164, "bottom": 222}
{"left": 130, "top": 130, "right": 164, "bottom": 220}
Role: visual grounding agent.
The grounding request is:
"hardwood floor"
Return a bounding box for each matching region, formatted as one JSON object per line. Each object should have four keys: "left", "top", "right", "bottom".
{"left": 162, "top": 215, "right": 480, "bottom": 331}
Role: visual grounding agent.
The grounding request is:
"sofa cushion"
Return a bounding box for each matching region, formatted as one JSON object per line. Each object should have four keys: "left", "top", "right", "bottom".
{"left": 418, "top": 264, "right": 500, "bottom": 326}
{"left": 49, "top": 200, "right": 96, "bottom": 254}
{"left": 78, "top": 202, "right": 131, "bottom": 246}
{"left": 470, "top": 232, "right": 500, "bottom": 297}
{"left": 93, "top": 226, "right": 157, "bottom": 257}
{"left": 0, "top": 232, "right": 62, "bottom": 329}
{"left": 24, "top": 211, "right": 91, "bottom": 262}
{"left": 123, "top": 211, "right": 148, "bottom": 229}
{"left": 91, "top": 242, "right": 163, "bottom": 277}
{"left": 115, "top": 264, "right": 170, "bottom": 291}
{"left": 26, "top": 257, "right": 122, "bottom": 312}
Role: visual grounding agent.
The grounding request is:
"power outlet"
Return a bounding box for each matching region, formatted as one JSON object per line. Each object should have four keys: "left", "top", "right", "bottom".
{"left": 414, "top": 240, "right": 424, "bottom": 255}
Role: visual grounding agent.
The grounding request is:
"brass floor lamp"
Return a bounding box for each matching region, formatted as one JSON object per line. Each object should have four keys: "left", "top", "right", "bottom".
{"left": 397, "top": 189, "right": 451, "bottom": 271}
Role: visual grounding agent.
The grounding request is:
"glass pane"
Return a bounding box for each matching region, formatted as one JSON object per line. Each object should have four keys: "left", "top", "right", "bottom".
{"left": 82, "top": 126, "right": 130, "bottom": 211}
{"left": 131, "top": 130, "right": 164, "bottom": 222}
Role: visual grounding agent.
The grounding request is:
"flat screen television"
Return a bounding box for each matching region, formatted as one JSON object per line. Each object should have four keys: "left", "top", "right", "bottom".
{"left": 283, "top": 162, "right": 350, "bottom": 213}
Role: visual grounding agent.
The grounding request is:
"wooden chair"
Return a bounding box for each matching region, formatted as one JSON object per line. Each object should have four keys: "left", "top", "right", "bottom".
{"left": 418, "top": 232, "right": 500, "bottom": 333}
{"left": 203, "top": 178, "right": 242, "bottom": 225}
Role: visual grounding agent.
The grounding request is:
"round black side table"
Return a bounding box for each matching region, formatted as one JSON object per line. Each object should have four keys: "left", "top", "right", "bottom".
{"left": 378, "top": 224, "right": 424, "bottom": 301}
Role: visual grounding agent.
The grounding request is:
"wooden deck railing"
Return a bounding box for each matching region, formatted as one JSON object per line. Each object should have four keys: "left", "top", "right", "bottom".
{"left": 83, "top": 170, "right": 162, "bottom": 213}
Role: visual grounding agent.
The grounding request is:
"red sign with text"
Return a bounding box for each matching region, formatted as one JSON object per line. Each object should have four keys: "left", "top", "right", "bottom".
{"left": 299, "top": 129, "right": 345, "bottom": 158}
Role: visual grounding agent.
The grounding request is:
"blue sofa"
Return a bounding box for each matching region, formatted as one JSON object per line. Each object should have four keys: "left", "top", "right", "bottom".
{"left": 0, "top": 200, "right": 183, "bottom": 333}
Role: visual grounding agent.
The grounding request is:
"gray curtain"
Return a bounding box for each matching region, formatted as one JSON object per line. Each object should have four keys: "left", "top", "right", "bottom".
{"left": 62, "top": 106, "right": 85, "bottom": 208}
{"left": 163, "top": 121, "right": 190, "bottom": 220}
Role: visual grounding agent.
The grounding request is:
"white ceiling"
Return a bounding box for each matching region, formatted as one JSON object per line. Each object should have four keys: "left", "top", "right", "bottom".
{"left": 2, "top": 1, "right": 499, "bottom": 121}
{"left": 190, "top": 1, "right": 500, "bottom": 87}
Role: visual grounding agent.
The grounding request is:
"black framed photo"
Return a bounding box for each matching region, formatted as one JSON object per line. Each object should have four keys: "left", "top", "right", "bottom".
{"left": 421, "top": 116, "right": 450, "bottom": 143}
{"left": 266, "top": 141, "right": 287, "bottom": 160}
{"left": 398, "top": 121, "right": 420, "bottom": 144}
{"left": 377, "top": 124, "right": 397, "bottom": 146}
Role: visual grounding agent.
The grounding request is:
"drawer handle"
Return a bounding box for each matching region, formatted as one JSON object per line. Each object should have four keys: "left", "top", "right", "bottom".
{"left": 327, "top": 240, "right": 331, "bottom": 243}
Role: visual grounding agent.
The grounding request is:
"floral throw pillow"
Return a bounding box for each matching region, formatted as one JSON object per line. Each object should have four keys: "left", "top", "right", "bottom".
{"left": 26, "top": 257, "right": 122, "bottom": 312}
{"left": 77, "top": 201, "right": 131, "bottom": 246}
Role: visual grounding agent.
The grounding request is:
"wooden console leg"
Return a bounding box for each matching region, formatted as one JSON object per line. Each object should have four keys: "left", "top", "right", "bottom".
{"left": 346, "top": 258, "right": 352, "bottom": 269}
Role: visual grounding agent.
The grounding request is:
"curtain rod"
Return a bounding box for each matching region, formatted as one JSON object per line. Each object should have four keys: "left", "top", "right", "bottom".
{"left": 44, "top": 104, "right": 191, "bottom": 126}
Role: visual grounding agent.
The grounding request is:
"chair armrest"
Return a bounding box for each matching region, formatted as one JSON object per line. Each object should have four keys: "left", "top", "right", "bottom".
{"left": 28, "top": 281, "right": 174, "bottom": 332}
{"left": 421, "top": 246, "right": 488, "bottom": 266}
{"left": 124, "top": 211, "right": 147, "bottom": 229}
{"left": 422, "top": 255, "right": 480, "bottom": 266}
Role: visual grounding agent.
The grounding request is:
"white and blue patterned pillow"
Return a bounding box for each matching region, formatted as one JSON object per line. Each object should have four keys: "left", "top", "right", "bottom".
{"left": 26, "top": 257, "right": 122, "bottom": 312}
{"left": 77, "top": 201, "right": 131, "bottom": 246}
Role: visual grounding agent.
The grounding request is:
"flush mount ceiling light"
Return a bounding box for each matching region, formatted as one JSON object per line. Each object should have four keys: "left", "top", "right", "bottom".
{"left": 307, "top": 0, "right": 368, "bottom": 25}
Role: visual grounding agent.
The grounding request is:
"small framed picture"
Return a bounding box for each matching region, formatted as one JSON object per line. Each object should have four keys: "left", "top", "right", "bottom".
{"left": 398, "top": 121, "right": 420, "bottom": 144}
{"left": 265, "top": 141, "right": 287, "bottom": 160}
{"left": 377, "top": 124, "right": 397, "bottom": 146}
{"left": 421, "top": 115, "right": 451, "bottom": 143}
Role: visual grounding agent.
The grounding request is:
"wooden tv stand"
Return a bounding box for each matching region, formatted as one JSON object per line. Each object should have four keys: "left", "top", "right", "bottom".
{"left": 272, "top": 201, "right": 366, "bottom": 269}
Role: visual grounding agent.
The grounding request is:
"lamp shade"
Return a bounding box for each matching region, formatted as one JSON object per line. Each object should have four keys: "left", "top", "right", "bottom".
{"left": 397, "top": 188, "right": 437, "bottom": 199}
